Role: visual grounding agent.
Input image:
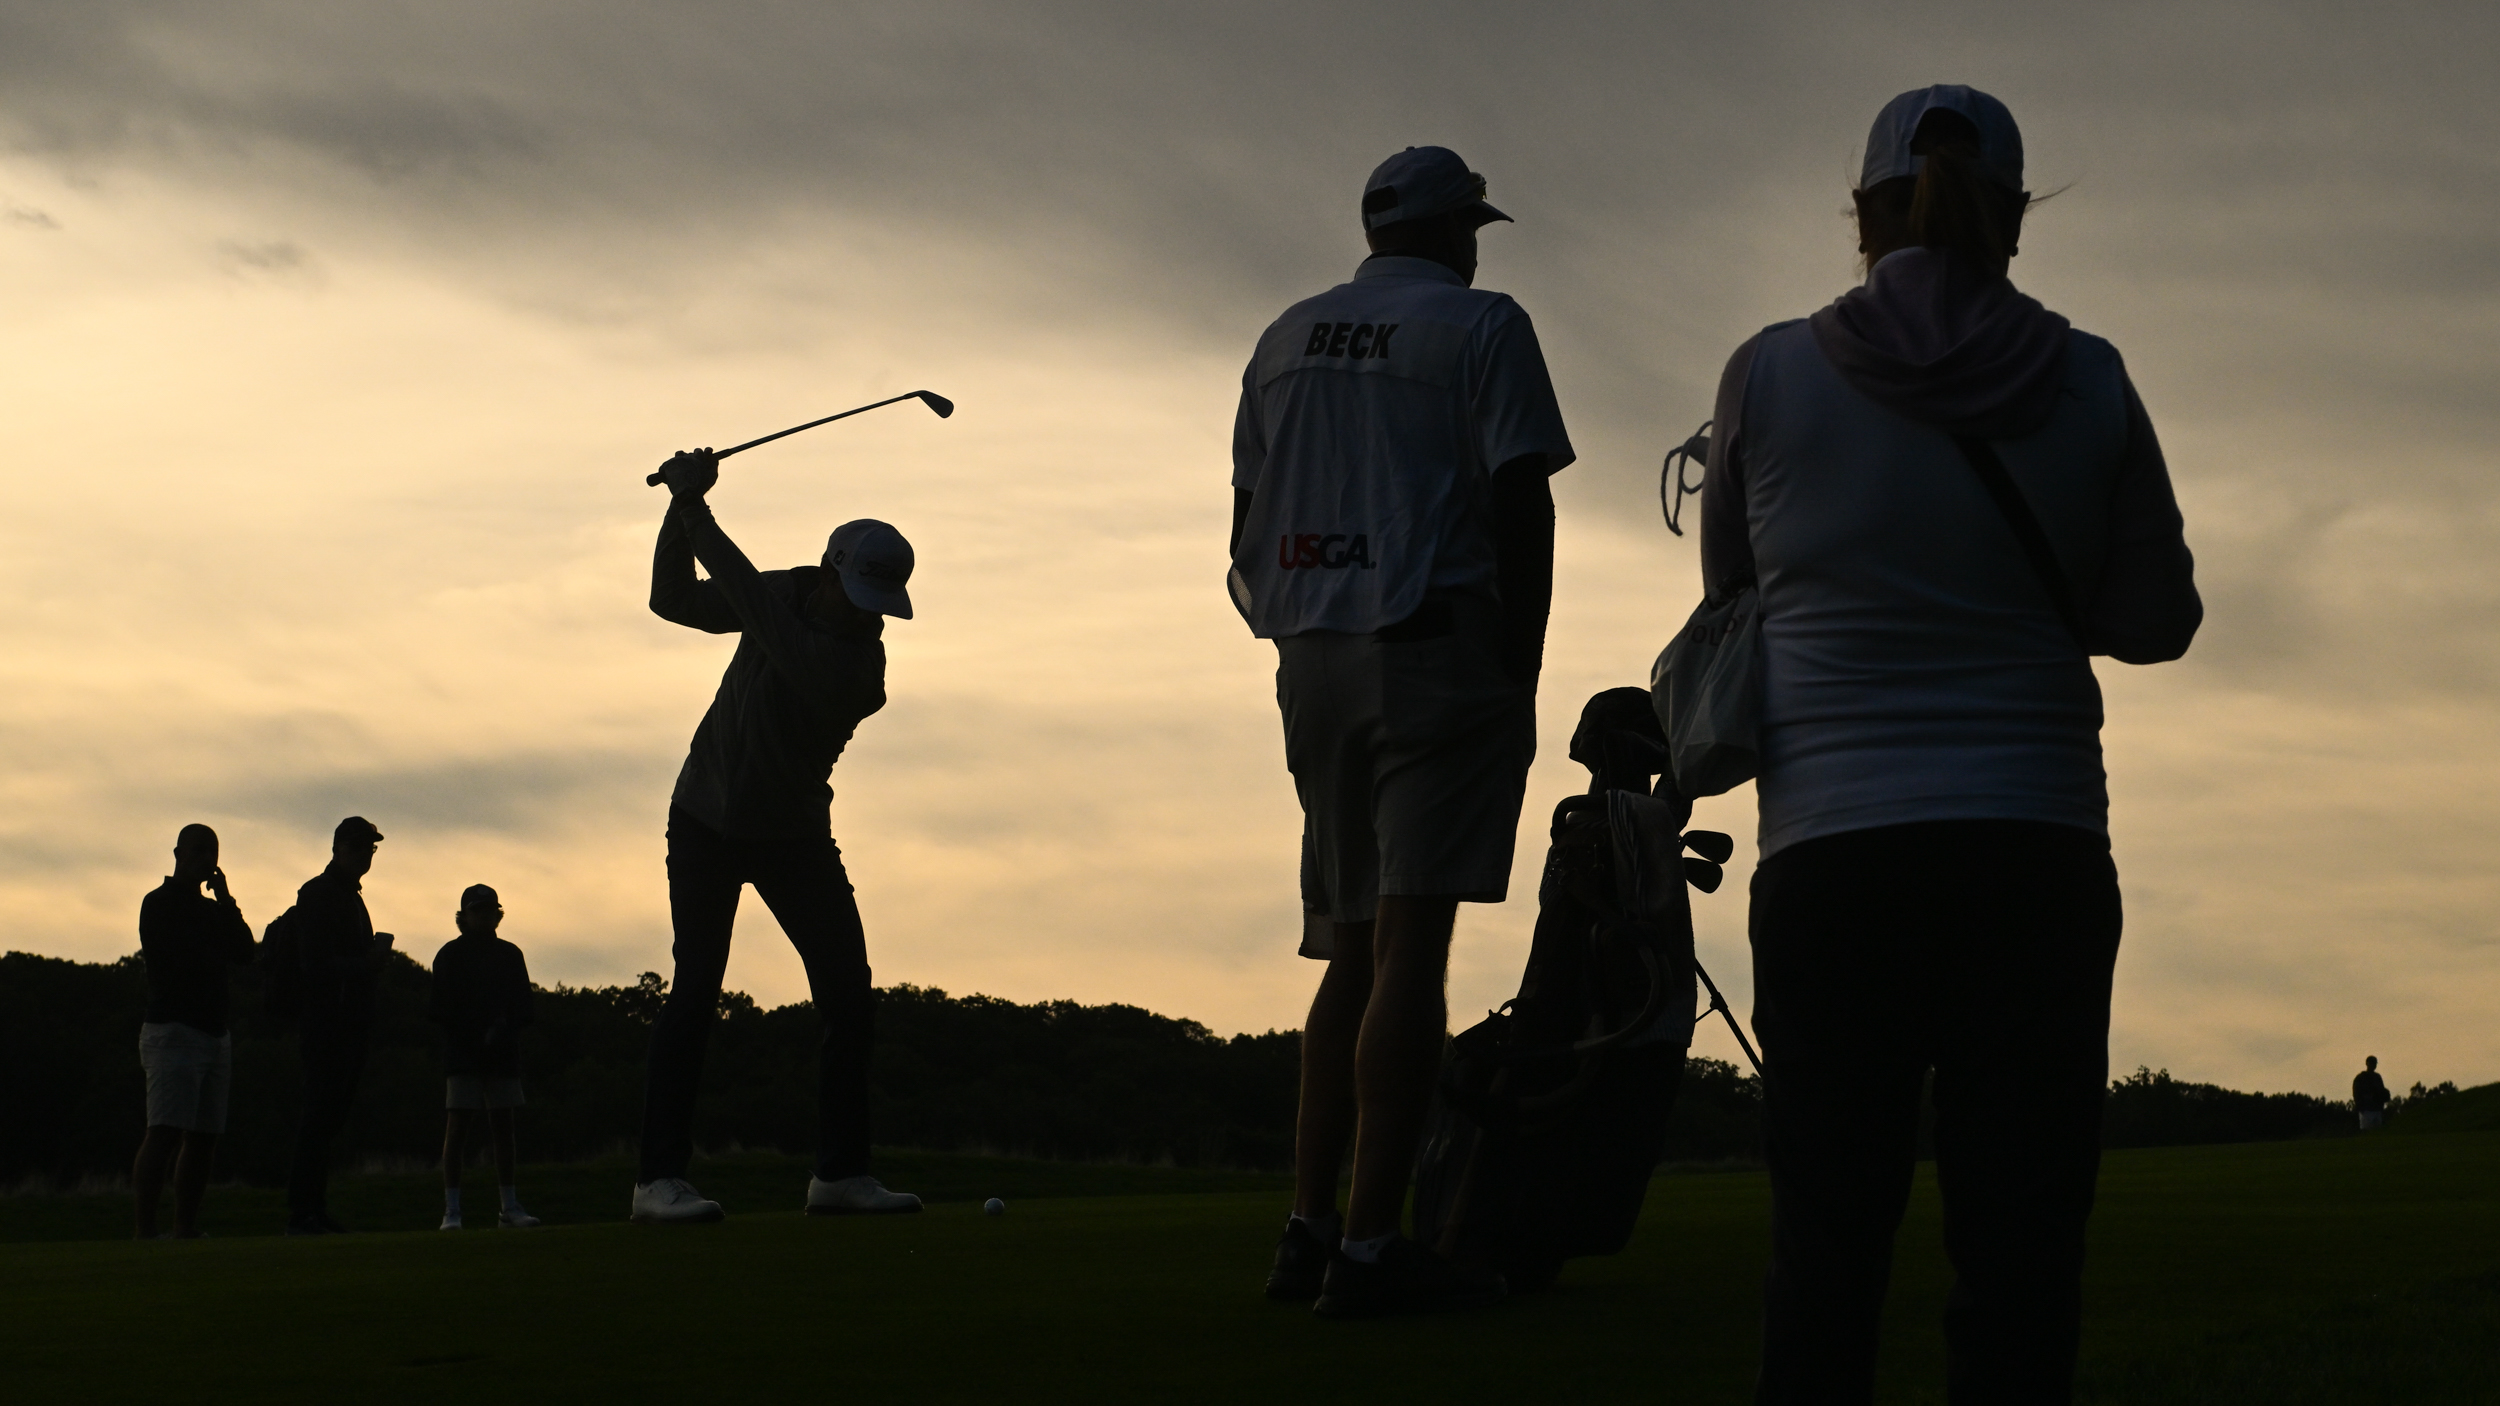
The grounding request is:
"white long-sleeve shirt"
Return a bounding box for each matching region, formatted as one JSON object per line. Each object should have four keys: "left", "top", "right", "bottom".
{"left": 1700, "top": 252, "right": 2200, "bottom": 859}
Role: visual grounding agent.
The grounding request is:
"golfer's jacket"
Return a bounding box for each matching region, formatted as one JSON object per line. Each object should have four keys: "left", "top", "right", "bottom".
{"left": 653, "top": 499, "right": 887, "bottom": 839}
{"left": 1231, "top": 255, "right": 1573, "bottom": 638}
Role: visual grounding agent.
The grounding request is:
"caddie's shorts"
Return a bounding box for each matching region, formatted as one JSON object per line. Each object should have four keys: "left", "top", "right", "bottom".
{"left": 139, "top": 1023, "right": 233, "bottom": 1134}
{"left": 1275, "top": 596, "right": 1535, "bottom": 950}
{"left": 446, "top": 1076, "right": 527, "bottom": 1110}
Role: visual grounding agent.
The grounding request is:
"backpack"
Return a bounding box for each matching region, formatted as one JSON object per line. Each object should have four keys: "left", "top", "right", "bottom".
{"left": 1411, "top": 687, "right": 1739, "bottom": 1290}
{"left": 260, "top": 904, "right": 304, "bottom": 1022}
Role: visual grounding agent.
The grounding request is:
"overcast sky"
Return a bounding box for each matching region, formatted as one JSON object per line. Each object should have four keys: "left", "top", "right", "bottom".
{"left": 2, "top": 1, "right": 2493, "bottom": 1098}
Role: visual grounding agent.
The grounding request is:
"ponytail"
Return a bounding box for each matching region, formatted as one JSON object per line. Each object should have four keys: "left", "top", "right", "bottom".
{"left": 1851, "top": 112, "right": 2037, "bottom": 279}
{"left": 1906, "top": 140, "right": 2024, "bottom": 276}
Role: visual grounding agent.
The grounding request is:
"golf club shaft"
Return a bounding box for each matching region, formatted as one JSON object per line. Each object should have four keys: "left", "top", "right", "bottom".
{"left": 643, "top": 392, "right": 929, "bottom": 486}
{"left": 1693, "top": 956, "right": 1764, "bottom": 1078}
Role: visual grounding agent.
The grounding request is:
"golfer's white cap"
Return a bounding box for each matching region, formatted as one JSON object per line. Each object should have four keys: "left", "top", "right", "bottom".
{"left": 1860, "top": 85, "right": 2025, "bottom": 192}
{"left": 460, "top": 883, "right": 500, "bottom": 912}
{"left": 1361, "top": 146, "right": 1510, "bottom": 232}
{"left": 824, "top": 518, "right": 915, "bottom": 619}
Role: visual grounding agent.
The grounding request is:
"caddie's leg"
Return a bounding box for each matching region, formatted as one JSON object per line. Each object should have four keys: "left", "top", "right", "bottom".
{"left": 1277, "top": 629, "right": 1393, "bottom": 1232}
{"left": 1343, "top": 894, "right": 1459, "bottom": 1242}
{"left": 1294, "top": 919, "right": 1374, "bottom": 1220}
{"left": 1931, "top": 822, "right": 2121, "bottom": 1404}
{"left": 753, "top": 834, "right": 874, "bottom": 1182}
{"left": 639, "top": 807, "right": 742, "bottom": 1183}
{"left": 1339, "top": 597, "right": 1536, "bottom": 1248}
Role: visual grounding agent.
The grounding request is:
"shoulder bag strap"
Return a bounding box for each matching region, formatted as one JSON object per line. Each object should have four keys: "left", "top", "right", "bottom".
{"left": 1951, "top": 436, "right": 2088, "bottom": 646}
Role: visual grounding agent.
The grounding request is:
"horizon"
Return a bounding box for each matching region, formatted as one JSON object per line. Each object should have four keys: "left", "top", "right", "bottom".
{"left": 3, "top": 2, "right": 2494, "bottom": 1102}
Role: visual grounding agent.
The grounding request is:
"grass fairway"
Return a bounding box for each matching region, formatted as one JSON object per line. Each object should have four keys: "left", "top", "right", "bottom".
{"left": 6, "top": 1135, "right": 2495, "bottom": 1404}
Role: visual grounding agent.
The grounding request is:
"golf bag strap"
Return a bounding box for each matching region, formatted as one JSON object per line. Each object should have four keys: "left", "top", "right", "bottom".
{"left": 1951, "top": 436, "right": 2089, "bottom": 647}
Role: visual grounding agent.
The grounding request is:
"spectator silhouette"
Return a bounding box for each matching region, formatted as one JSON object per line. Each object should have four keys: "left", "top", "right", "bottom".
{"left": 431, "top": 884, "right": 539, "bottom": 1229}
{"left": 280, "top": 816, "right": 394, "bottom": 1235}
{"left": 2353, "top": 1056, "right": 2390, "bottom": 1131}
{"left": 1697, "top": 88, "right": 2200, "bottom": 1402}
{"left": 133, "top": 823, "right": 256, "bottom": 1239}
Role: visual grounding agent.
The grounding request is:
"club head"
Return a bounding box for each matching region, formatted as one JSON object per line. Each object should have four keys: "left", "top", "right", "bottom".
{"left": 1682, "top": 857, "right": 1725, "bottom": 894}
{"left": 914, "top": 390, "right": 955, "bottom": 419}
{"left": 1683, "top": 829, "right": 1735, "bottom": 865}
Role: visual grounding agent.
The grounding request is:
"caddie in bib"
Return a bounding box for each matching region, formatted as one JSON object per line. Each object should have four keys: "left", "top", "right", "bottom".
{"left": 1228, "top": 144, "right": 1575, "bottom": 1318}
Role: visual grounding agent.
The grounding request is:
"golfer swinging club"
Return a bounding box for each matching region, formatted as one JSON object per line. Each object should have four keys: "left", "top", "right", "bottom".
{"left": 631, "top": 446, "right": 922, "bottom": 1223}
{"left": 1234, "top": 146, "right": 1574, "bottom": 1316}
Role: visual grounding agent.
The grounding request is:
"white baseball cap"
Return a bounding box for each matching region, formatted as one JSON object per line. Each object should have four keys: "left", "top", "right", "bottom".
{"left": 1361, "top": 146, "right": 1510, "bottom": 232}
{"left": 1860, "top": 85, "right": 2026, "bottom": 192}
{"left": 823, "top": 518, "right": 915, "bottom": 619}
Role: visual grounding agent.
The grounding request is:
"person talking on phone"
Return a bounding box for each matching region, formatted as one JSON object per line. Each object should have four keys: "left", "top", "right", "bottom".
{"left": 282, "top": 815, "right": 395, "bottom": 1236}
{"left": 133, "top": 823, "right": 256, "bottom": 1239}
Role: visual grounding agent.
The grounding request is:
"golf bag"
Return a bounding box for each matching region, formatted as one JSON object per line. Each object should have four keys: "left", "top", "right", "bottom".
{"left": 259, "top": 904, "right": 305, "bottom": 1022}
{"left": 1411, "top": 686, "right": 1739, "bottom": 1290}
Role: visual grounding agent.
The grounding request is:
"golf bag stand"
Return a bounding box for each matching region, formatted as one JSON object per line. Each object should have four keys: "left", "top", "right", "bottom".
{"left": 1411, "top": 686, "right": 1737, "bottom": 1291}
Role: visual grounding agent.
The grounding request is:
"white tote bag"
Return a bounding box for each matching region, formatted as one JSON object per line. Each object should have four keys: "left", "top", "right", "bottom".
{"left": 1648, "top": 583, "right": 1765, "bottom": 799}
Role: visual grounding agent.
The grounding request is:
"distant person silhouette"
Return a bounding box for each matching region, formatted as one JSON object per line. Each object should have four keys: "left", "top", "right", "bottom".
{"left": 280, "top": 815, "right": 394, "bottom": 1236}
{"left": 632, "top": 447, "right": 921, "bottom": 1223}
{"left": 2353, "top": 1056, "right": 2390, "bottom": 1131}
{"left": 1697, "top": 88, "right": 2202, "bottom": 1401}
{"left": 1231, "top": 146, "right": 1573, "bottom": 1315}
{"left": 133, "top": 823, "right": 256, "bottom": 1239}
{"left": 430, "top": 884, "right": 540, "bottom": 1230}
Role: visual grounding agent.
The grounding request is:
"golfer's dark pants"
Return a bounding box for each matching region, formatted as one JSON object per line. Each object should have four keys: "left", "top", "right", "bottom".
{"left": 638, "top": 806, "right": 874, "bottom": 1184}
{"left": 287, "top": 1015, "right": 370, "bottom": 1219}
{"left": 1750, "top": 820, "right": 2122, "bottom": 1406}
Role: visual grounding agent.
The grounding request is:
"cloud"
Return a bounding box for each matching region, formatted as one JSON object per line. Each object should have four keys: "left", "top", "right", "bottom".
{"left": 214, "top": 236, "right": 314, "bottom": 279}
{"left": 6, "top": 5, "right": 2490, "bottom": 486}
{"left": 212, "top": 747, "right": 667, "bottom": 837}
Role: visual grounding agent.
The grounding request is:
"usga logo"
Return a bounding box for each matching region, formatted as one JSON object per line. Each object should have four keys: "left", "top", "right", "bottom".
{"left": 1277, "top": 534, "right": 1377, "bottom": 570}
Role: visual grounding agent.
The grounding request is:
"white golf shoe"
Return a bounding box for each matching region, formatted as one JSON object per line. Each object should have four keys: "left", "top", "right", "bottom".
{"left": 498, "top": 1207, "right": 542, "bottom": 1229}
{"left": 630, "top": 1177, "right": 725, "bottom": 1224}
{"left": 438, "top": 1213, "right": 462, "bottom": 1232}
{"left": 804, "top": 1175, "right": 923, "bottom": 1216}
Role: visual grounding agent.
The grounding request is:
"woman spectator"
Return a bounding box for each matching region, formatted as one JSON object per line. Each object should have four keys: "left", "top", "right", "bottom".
{"left": 1698, "top": 86, "right": 2201, "bottom": 1402}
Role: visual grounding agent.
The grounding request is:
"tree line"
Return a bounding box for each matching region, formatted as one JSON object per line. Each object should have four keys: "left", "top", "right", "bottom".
{"left": 0, "top": 949, "right": 2426, "bottom": 1189}
{"left": 2101, "top": 1063, "right": 2457, "bottom": 1146}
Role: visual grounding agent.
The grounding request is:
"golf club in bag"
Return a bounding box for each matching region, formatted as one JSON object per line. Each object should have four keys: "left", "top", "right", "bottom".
{"left": 644, "top": 390, "right": 954, "bottom": 485}
{"left": 1411, "top": 686, "right": 1756, "bottom": 1291}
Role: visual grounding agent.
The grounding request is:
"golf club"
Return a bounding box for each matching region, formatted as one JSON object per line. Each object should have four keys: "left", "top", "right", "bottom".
{"left": 1683, "top": 829, "right": 1736, "bottom": 865}
{"left": 645, "top": 390, "right": 954, "bottom": 486}
{"left": 1692, "top": 956, "right": 1763, "bottom": 1078}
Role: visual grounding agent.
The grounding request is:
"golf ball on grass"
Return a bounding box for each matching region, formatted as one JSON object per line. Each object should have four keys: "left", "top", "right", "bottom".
{"left": 984, "top": 1198, "right": 1005, "bottom": 1216}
